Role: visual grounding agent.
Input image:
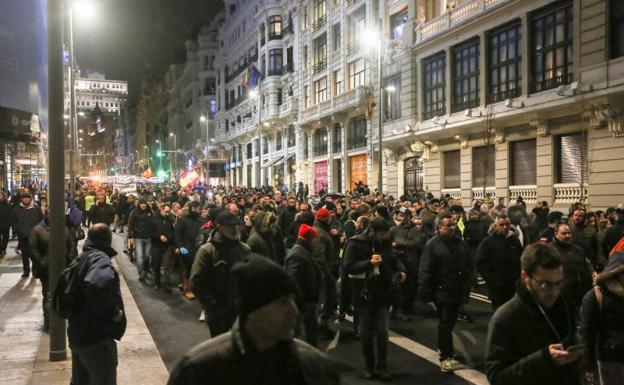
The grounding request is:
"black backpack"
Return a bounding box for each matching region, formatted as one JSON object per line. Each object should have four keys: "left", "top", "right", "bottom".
{"left": 52, "top": 257, "right": 84, "bottom": 319}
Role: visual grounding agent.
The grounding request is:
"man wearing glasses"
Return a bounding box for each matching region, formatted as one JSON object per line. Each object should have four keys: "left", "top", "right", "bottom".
{"left": 476, "top": 214, "right": 524, "bottom": 311}
{"left": 485, "top": 243, "right": 582, "bottom": 385}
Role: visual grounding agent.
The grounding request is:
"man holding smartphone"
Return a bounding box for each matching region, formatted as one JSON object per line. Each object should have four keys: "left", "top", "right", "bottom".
{"left": 485, "top": 243, "right": 583, "bottom": 385}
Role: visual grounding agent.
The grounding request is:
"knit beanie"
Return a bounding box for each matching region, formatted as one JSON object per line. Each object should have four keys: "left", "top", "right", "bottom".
{"left": 232, "top": 254, "right": 300, "bottom": 317}
{"left": 138, "top": 196, "right": 147, "bottom": 205}
{"left": 297, "top": 223, "right": 317, "bottom": 241}
{"left": 315, "top": 207, "right": 331, "bottom": 223}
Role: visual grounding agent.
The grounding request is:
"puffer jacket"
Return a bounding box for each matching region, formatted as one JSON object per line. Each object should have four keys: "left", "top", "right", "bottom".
{"left": 580, "top": 253, "right": 624, "bottom": 369}
{"left": 389, "top": 222, "right": 424, "bottom": 260}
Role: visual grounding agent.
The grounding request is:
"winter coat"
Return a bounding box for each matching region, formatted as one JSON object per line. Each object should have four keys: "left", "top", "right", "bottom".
{"left": 68, "top": 241, "right": 126, "bottom": 348}
{"left": 570, "top": 222, "right": 604, "bottom": 271}
{"left": 11, "top": 203, "right": 43, "bottom": 239}
{"left": 550, "top": 239, "right": 593, "bottom": 309}
{"left": 190, "top": 230, "right": 251, "bottom": 325}
{"left": 343, "top": 232, "right": 405, "bottom": 307}
{"left": 284, "top": 243, "right": 321, "bottom": 304}
{"left": 312, "top": 220, "right": 337, "bottom": 278}
{"left": 418, "top": 234, "right": 471, "bottom": 304}
{"left": 389, "top": 222, "right": 424, "bottom": 260}
{"left": 579, "top": 255, "right": 624, "bottom": 369}
{"left": 602, "top": 224, "right": 624, "bottom": 257}
{"left": 88, "top": 201, "right": 115, "bottom": 226}
{"left": 247, "top": 211, "right": 285, "bottom": 264}
{"left": 0, "top": 200, "right": 12, "bottom": 231}
{"left": 277, "top": 206, "right": 297, "bottom": 234}
{"left": 485, "top": 282, "right": 580, "bottom": 385}
{"left": 167, "top": 319, "right": 340, "bottom": 385}
{"left": 476, "top": 228, "right": 523, "bottom": 292}
{"left": 463, "top": 219, "right": 488, "bottom": 250}
{"left": 29, "top": 220, "right": 77, "bottom": 278}
{"left": 174, "top": 211, "right": 203, "bottom": 253}
{"left": 153, "top": 213, "right": 175, "bottom": 246}
{"left": 127, "top": 207, "right": 156, "bottom": 239}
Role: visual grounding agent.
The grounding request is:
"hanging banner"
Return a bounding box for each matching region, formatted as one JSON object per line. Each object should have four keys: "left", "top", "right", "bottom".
{"left": 314, "top": 160, "right": 328, "bottom": 194}
{"left": 349, "top": 154, "right": 368, "bottom": 190}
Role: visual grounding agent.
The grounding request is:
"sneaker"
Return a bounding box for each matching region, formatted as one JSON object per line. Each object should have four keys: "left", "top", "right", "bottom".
{"left": 198, "top": 311, "right": 206, "bottom": 322}
{"left": 440, "top": 358, "right": 454, "bottom": 373}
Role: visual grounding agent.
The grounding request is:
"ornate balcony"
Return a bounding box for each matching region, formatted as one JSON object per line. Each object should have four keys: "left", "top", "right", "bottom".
{"left": 441, "top": 188, "right": 462, "bottom": 200}
{"left": 472, "top": 186, "right": 496, "bottom": 201}
{"left": 554, "top": 183, "right": 588, "bottom": 204}
{"left": 509, "top": 185, "right": 537, "bottom": 204}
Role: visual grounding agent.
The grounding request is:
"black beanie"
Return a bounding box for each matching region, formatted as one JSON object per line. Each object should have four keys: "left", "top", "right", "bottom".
{"left": 232, "top": 254, "right": 299, "bottom": 317}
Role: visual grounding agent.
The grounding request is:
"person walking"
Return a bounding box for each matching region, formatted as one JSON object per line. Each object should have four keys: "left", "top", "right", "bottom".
{"left": 344, "top": 217, "right": 406, "bottom": 381}
{"left": 418, "top": 213, "right": 472, "bottom": 373}
{"left": 0, "top": 190, "right": 11, "bottom": 259}
{"left": 10, "top": 192, "right": 43, "bottom": 278}
{"left": 313, "top": 207, "right": 338, "bottom": 337}
{"left": 127, "top": 197, "right": 156, "bottom": 282}
{"left": 190, "top": 211, "right": 251, "bottom": 336}
{"left": 152, "top": 203, "right": 176, "bottom": 291}
{"left": 168, "top": 254, "right": 340, "bottom": 385}
{"left": 246, "top": 210, "right": 285, "bottom": 264}
{"left": 68, "top": 224, "right": 126, "bottom": 385}
{"left": 175, "top": 201, "right": 203, "bottom": 299}
{"left": 284, "top": 223, "right": 322, "bottom": 347}
{"left": 88, "top": 189, "right": 115, "bottom": 226}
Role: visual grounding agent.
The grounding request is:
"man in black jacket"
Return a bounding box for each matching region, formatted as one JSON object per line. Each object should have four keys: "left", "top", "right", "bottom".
{"left": 168, "top": 255, "right": 340, "bottom": 385}
{"left": 88, "top": 189, "right": 115, "bottom": 226}
{"left": 152, "top": 203, "right": 176, "bottom": 291}
{"left": 10, "top": 192, "right": 43, "bottom": 277}
{"left": 277, "top": 196, "right": 297, "bottom": 234}
{"left": 418, "top": 213, "right": 471, "bottom": 373}
{"left": 0, "top": 190, "right": 11, "bottom": 258}
{"left": 485, "top": 243, "right": 582, "bottom": 385}
{"left": 570, "top": 208, "right": 604, "bottom": 271}
{"left": 476, "top": 214, "right": 523, "bottom": 311}
{"left": 284, "top": 223, "right": 321, "bottom": 347}
{"left": 175, "top": 201, "right": 203, "bottom": 299}
{"left": 127, "top": 197, "right": 155, "bottom": 282}
{"left": 344, "top": 217, "right": 405, "bottom": 381}
{"left": 69, "top": 224, "right": 126, "bottom": 385}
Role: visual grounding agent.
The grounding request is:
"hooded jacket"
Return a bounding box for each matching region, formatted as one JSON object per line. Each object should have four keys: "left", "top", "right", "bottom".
{"left": 579, "top": 252, "right": 624, "bottom": 368}
{"left": 68, "top": 240, "right": 126, "bottom": 347}
{"left": 247, "top": 211, "right": 285, "bottom": 265}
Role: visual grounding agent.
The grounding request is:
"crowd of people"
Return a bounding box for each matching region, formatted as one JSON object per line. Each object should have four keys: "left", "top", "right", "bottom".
{"left": 1, "top": 181, "right": 624, "bottom": 384}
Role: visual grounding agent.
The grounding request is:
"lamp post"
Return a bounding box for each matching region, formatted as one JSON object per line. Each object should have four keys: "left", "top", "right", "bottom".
{"left": 169, "top": 132, "right": 177, "bottom": 180}
{"left": 155, "top": 139, "right": 163, "bottom": 175}
{"left": 200, "top": 115, "right": 209, "bottom": 186}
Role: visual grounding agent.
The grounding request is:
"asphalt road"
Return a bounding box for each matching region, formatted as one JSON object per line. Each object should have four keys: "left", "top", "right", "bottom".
{"left": 112, "top": 233, "right": 493, "bottom": 384}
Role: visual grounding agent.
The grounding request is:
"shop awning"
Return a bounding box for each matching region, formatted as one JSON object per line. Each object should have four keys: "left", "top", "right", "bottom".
{"left": 275, "top": 154, "right": 295, "bottom": 166}
{"left": 263, "top": 156, "right": 283, "bottom": 167}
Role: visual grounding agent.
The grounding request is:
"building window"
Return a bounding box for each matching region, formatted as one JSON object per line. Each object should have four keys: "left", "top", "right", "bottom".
{"left": 303, "top": 132, "right": 309, "bottom": 159}
{"left": 303, "top": 45, "right": 308, "bottom": 70}
{"left": 312, "top": 0, "right": 327, "bottom": 31}
{"left": 313, "top": 33, "right": 328, "bottom": 74}
{"left": 389, "top": 8, "right": 408, "bottom": 40}
{"left": 443, "top": 150, "right": 460, "bottom": 189}
{"left": 422, "top": 52, "right": 446, "bottom": 120}
{"left": 261, "top": 54, "right": 266, "bottom": 76}
{"left": 247, "top": 143, "right": 253, "bottom": 159}
{"left": 263, "top": 137, "right": 268, "bottom": 154}
{"left": 276, "top": 132, "right": 283, "bottom": 151}
{"left": 288, "top": 126, "right": 296, "bottom": 147}
{"left": 556, "top": 133, "right": 587, "bottom": 184}
{"left": 260, "top": 23, "right": 266, "bottom": 46}
{"left": 314, "top": 77, "right": 328, "bottom": 104}
{"left": 313, "top": 127, "right": 328, "bottom": 156}
{"left": 333, "top": 69, "right": 344, "bottom": 95}
{"left": 348, "top": 59, "right": 366, "bottom": 89}
{"left": 452, "top": 39, "right": 480, "bottom": 112}
{"left": 384, "top": 75, "right": 401, "bottom": 121}
{"left": 530, "top": 3, "right": 573, "bottom": 93}
{"left": 269, "top": 49, "right": 283, "bottom": 75}
{"left": 472, "top": 145, "right": 495, "bottom": 187}
{"left": 488, "top": 22, "right": 522, "bottom": 103}
{"left": 277, "top": 88, "right": 283, "bottom": 106}
{"left": 347, "top": 7, "right": 366, "bottom": 56}
{"left": 333, "top": 23, "right": 341, "bottom": 52}
{"left": 268, "top": 15, "right": 282, "bottom": 40}
{"left": 510, "top": 139, "right": 536, "bottom": 185}
{"left": 611, "top": 0, "right": 624, "bottom": 59}
{"left": 332, "top": 123, "right": 342, "bottom": 153}
{"left": 304, "top": 85, "right": 310, "bottom": 108}
{"left": 348, "top": 116, "right": 367, "bottom": 150}
{"left": 286, "top": 47, "right": 294, "bottom": 72}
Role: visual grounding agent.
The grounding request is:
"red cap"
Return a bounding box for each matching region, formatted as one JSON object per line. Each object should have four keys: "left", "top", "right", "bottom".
{"left": 315, "top": 207, "right": 331, "bottom": 223}
{"left": 298, "top": 223, "right": 317, "bottom": 241}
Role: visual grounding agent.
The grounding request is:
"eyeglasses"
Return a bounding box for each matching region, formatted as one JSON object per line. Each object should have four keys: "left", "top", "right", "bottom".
{"left": 534, "top": 279, "right": 563, "bottom": 291}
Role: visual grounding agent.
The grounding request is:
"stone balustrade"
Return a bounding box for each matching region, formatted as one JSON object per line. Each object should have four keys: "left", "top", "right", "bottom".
{"left": 441, "top": 188, "right": 462, "bottom": 200}
{"left": 509, "top": 185, "right": 537, "bottom": 203}
{"left": 472, "top": 186, "right": 496, "bottom": 201}
{"left": 554, "top": 183, "right": 588, "bottom": 204}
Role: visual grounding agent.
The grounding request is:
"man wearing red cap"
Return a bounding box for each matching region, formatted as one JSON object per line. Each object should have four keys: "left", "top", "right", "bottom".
{"left": 313, "top": 207, "right": 338, "bottom": 336}
{"left": 284, "top": 223, "right": 322, "bottom": 347}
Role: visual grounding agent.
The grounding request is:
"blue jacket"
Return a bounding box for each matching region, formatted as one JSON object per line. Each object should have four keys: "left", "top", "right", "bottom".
{"left": 68, "top": 240, "right": 126, "bottom": 347}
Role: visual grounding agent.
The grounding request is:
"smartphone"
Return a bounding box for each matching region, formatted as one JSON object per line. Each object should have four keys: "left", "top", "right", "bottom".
{"left": 566, "top": 344, "right": 584, "bottom": 353}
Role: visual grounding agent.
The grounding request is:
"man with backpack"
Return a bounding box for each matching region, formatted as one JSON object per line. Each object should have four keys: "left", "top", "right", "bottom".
{"left": 67, "top": 224, "right": 126, "bottom": 385}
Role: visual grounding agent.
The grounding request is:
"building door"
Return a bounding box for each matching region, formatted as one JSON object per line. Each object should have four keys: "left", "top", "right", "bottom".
{"left": 404, "top": 156, "right": 423, "bottom": 194}
{"left": 333, "top": 159, "right": 342, "bottom": 192}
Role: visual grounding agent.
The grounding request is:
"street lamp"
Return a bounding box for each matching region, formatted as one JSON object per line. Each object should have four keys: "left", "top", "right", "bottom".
{"left": 200, "top": 115, "right": 210, "bottom": 185}
{"left": 155, "top": 139, "right": 163, "bottom": 176}
{"left": 169, "top": 132, "right": 178, "bottom": 180}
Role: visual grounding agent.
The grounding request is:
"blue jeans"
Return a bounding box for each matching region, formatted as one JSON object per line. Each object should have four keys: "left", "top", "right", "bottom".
{"left": 134, "top": 238, "right": 152, "bottom": 279}
{"left": 356, "top": 303, "right": 390, "bottom": 371}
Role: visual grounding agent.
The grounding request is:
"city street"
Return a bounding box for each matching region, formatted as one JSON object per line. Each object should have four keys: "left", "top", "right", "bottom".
{"left": 110, "top": 233, "right": 491, "bottom": 385}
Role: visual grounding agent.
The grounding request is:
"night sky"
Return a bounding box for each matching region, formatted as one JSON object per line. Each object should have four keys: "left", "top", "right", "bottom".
{"left": 73, "top": 0, "right": 223, "bottom": 106}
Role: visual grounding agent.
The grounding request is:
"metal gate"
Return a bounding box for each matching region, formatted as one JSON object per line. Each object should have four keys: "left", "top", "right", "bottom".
{"left": 404, "top": 156, "right": 423, "bottom": 195}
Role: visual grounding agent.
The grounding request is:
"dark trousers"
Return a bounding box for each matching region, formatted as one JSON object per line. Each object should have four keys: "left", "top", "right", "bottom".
{"left": 40, "top": 275, "right": 50, "bottom": 327}
{"left": 357, "top": 303, "right": 390, "bottom": 371}
{"left": 0, "top": 228, "right": 9, "bottom": 253}
{"left": 208, "top": 315, "right": 234, "bottom": 338}
{"left": 297, "top": 302, "right": 319, "bottom": 347}
{"left": 489, "top": 285, "right": 516, "bottom": 311}
{"left": 402, "top": 256, "right": 420, "bottom": 313}
{"left": 18, "top": 237, "right": 33, "bottom": 275}
{"left": 71, "top": 339, "right": 118, "bottom": 385}
{"left": 151, "top": 244, "right": 173, "bottom": 286}
{"left": 319, "top": 272, "right": 337, "bottom": 327}
{"left": 435, "top": 302, "right": 460, "bottom": 360}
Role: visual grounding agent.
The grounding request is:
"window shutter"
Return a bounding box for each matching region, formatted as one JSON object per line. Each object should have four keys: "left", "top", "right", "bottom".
{"left": 511, "top": 139, "right": 536, "bottom": 185}
{"left": 444, "top": 150, "right": 460, "bottom": 188}
{"left": 472, "top": 145, "right": 495, "bottom": 187}
{"left": 559, "top": 134, "right": 586, "bottom": 183}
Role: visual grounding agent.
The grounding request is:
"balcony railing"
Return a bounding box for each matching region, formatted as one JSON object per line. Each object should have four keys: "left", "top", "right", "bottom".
{"left": 268, "top": 32, "right": 282, "bottom": 41}
{"left": 472, "top": 186, "right": 496, "bottom": 201}
{"left": 509, "top": 185, "right": 537, "bottom": 204}
{"left": 312, "top": 60, "right": 328, "bottom": 75}
{"left": 415, "top": 0, "right": 511, "bottom": 44}
{"left": 441, "top": 188, "right": 462, "bottom": 200}
{"left": 487, "top": 87, "right": 521, "bottom": 104}
{"left": 554, "top": 183, "right": 588, "bottom": 204}
{"left": 531, "top": 73, "right": 573, "bottom": 93}
{"left": 312, "top": 15, "right": 327, "bottom": 32}
{"left": 268, "top": 67, "right": 283, "bottom": 77}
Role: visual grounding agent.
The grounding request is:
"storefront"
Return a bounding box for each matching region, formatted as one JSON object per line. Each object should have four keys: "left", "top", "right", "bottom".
{"left": 314, "top": 160, "right": 328, "bottom": 194}
{"left": 349, "top": 154, "right": 367, "bottom": 191}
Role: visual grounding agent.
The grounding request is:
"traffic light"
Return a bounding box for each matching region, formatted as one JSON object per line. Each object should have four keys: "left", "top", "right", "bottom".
{"left": 156, "top": 150, "right": 162, "bottom": 157}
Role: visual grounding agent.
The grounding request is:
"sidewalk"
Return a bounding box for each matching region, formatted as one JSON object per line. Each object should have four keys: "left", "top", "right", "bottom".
{"left": 0, "top": 241, "right": 170, "bottom": 385}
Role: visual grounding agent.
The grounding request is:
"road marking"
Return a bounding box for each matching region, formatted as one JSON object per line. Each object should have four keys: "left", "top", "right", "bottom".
{"left": 470, "top": 292, "right": 492, "bottom": 303}
{"left": 344, "top": 316, "right": 489, "bottom": 385}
